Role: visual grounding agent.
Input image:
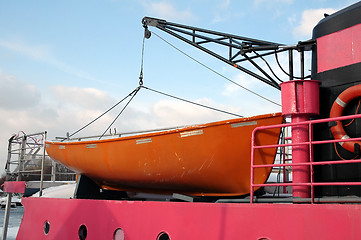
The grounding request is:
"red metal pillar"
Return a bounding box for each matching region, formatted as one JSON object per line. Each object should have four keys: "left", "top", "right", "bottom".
{"left": 291, "top": 115, "right": 310, "bottom": 197}
{"left": 281, "top": 80, "right": 320, "bottom": 198}
{"left": 2, "top": 181, "right": 26, "bottom": 240}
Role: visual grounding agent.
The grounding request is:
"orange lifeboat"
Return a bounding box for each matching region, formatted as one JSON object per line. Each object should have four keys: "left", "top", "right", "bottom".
{"left": 46, "top": 113, "right": 283, "bottom": 196}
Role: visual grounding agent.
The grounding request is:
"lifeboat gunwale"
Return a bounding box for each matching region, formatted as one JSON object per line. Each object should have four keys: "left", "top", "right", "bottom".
{"left": 46, "top": 112, "right": 282, "bottom": 145}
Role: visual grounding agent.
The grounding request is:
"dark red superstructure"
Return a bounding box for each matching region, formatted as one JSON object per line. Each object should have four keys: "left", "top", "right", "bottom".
{"left": 316, "top": 23, "right": 361, "bottom": 73}
{"left": 312, "top": 1, "right": 361, "bottom": 197}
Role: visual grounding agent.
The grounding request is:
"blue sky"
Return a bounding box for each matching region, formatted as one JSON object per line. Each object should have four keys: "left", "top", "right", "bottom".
{"left": 0, "top": 0, "right": 359, "bottom": 169}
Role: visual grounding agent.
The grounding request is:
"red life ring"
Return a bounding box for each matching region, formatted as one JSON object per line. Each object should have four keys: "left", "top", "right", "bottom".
{"left": 330, "top": 84, "right": 361, "bottom": 153}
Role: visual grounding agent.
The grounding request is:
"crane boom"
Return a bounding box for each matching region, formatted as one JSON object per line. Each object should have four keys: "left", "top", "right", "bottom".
{"left": 142, "top": 17, "right": 289, "bottom": 90}
{"left": 142, "top": 17, "right": 315, "bottom": 90}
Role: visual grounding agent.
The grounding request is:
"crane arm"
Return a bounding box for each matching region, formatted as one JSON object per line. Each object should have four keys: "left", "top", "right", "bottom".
{"left": 142, "top": 17, "right": 288, "bottom": 90}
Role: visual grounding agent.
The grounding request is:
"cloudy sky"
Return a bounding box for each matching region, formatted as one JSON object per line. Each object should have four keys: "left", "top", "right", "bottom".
{"left": 0, "top": 0, "right": 358, "bottom": 170}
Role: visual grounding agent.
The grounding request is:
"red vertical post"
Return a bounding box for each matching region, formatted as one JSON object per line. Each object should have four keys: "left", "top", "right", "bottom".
{"left": 2, "top": 181, "right": 26, "bottom": 240}
{"left": 280, "top": 80, "right": 320, "bottom": 198}
{"left": 291, "top": 115, "right": 310, "bottom": 198}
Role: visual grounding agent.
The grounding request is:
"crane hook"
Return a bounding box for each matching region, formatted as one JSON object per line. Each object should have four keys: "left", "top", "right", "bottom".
{"left": 144, "top": 26, "right": 151, "bottom": 39}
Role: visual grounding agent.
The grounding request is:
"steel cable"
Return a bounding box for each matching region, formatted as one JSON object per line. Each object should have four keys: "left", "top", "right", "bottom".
{"left": 66, "top": 87, "right": 140, "bottom": 140}
{"left": 99, "top": 87, "right": 141, "bottom": 139}
{"left": 151, "top": 31, "right": 281, "bottom": 107}
{"left": 141, "top": 85, "right": 244, "bottom": 118}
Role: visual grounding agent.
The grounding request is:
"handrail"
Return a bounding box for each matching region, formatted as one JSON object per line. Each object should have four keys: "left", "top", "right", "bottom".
{"left": 54, "top": 125, "right": 189, "bottom": 141}
{"left": 250, "top": 113, "right": 361, "bottom": 204}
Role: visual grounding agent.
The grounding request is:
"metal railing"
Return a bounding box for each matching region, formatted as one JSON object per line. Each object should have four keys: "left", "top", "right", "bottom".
{"left": 250, "top": 113, "right": 361, "bottom": 203}
{"left": 54, "top": 125, "right": 190, "bottom": 142}
{"left": 5, "top": 131, "right": 76, "bottom": 194}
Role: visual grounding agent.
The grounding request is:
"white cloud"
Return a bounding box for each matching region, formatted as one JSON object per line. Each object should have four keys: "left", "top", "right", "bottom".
{"left": 151, "top": 98, "right": 241, "bottom": 127}
{"left": 0, "top": 39, "right": 97, "bottom": 82}
{"left": 0, "top": 68, "right": 280, "bottom": 170}
{"left": 0, "top": 73, "right": 243, "bottom": 165}
{"left": 0, "top": 80, "right": 119, "bottom": 169}
{"left": 0, "top": 39, "right": 51, "bottom": 61}
{"left": 0, "top": 69, "right": 41, "bottom": 109}
{"left": 51, "top": 86, "right": 115, "bottom": 110}
{"left": 47, "top": 86, "right": 125, "bottom": 137}
{"left": 293, "top": 8, "right": 337, "bottom": 38}
{"left": 144, "top": 1, "right": 195, "bottom": 22}
{"left": 222, "top": 73, "right": 261, "bottom": 96}
{"left": 219, "top": 51, "right": 287, "bottom": 115}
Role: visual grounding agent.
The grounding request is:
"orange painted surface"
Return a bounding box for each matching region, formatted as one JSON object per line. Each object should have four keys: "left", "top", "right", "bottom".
{"left": 46, "top": 113, "right": 283, "bottom": 196}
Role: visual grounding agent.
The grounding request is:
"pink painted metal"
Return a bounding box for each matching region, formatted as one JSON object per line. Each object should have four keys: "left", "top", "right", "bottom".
{"left": 280, "top": 80, "right": 320, "bottom": 117}
{"left": 291, "top": 115, "right": 310, "bottom": 198}
{"left": 280, "top": 80, "right": 320, "bottom": 198}
{"left": 250, "top": 113, "right": 361, "bottom": 202}
{"left": 2, "top": 181, "right": 26, "bottom": 194}
{"left": 17, "top": 197, "right": 361, "bottom": 240}
{"left": 317, "top": 23, "right": 361, "bottom": 73}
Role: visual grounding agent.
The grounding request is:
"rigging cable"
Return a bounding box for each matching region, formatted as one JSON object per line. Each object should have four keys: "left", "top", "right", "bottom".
{"left": 151, "top": 31, "right": 281, "bottom": 107}
{"left": 253, "top": 51, "right": 283, "bottom": 83}
{"left": 141, "top": 85, "right": 244, "bottom": 118}
{"left": 139, "top": 31, "right": 146, "bottom": 86}
{"left": 70, "top": 34, "right": 149, "bottom": 140}
{"left": 141, "top": 29, "right": 245, "bottom": 118}
{"left": 99, "top": 86, "right": 141, "bottom": 139}
{"left": 66, "top": 87, "right": 141, "bottom": 140}
{"left": 68, "top": 29, "right": 284, "bottom": 139}
{"left": 66, "top": 31, "right": 243, "bottom": 140}
{"left": 274, "top": 50, "right": 311, "bottom": 79}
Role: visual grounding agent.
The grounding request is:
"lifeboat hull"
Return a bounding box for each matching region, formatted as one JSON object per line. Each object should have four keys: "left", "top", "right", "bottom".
{"left": 46, "top": 113, "right": 283, "bottom": 196}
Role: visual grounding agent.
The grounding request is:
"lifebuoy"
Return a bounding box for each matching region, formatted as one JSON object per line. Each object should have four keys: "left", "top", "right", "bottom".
{"left": 330, "top": 84, "right": 361, "bottom": 153}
